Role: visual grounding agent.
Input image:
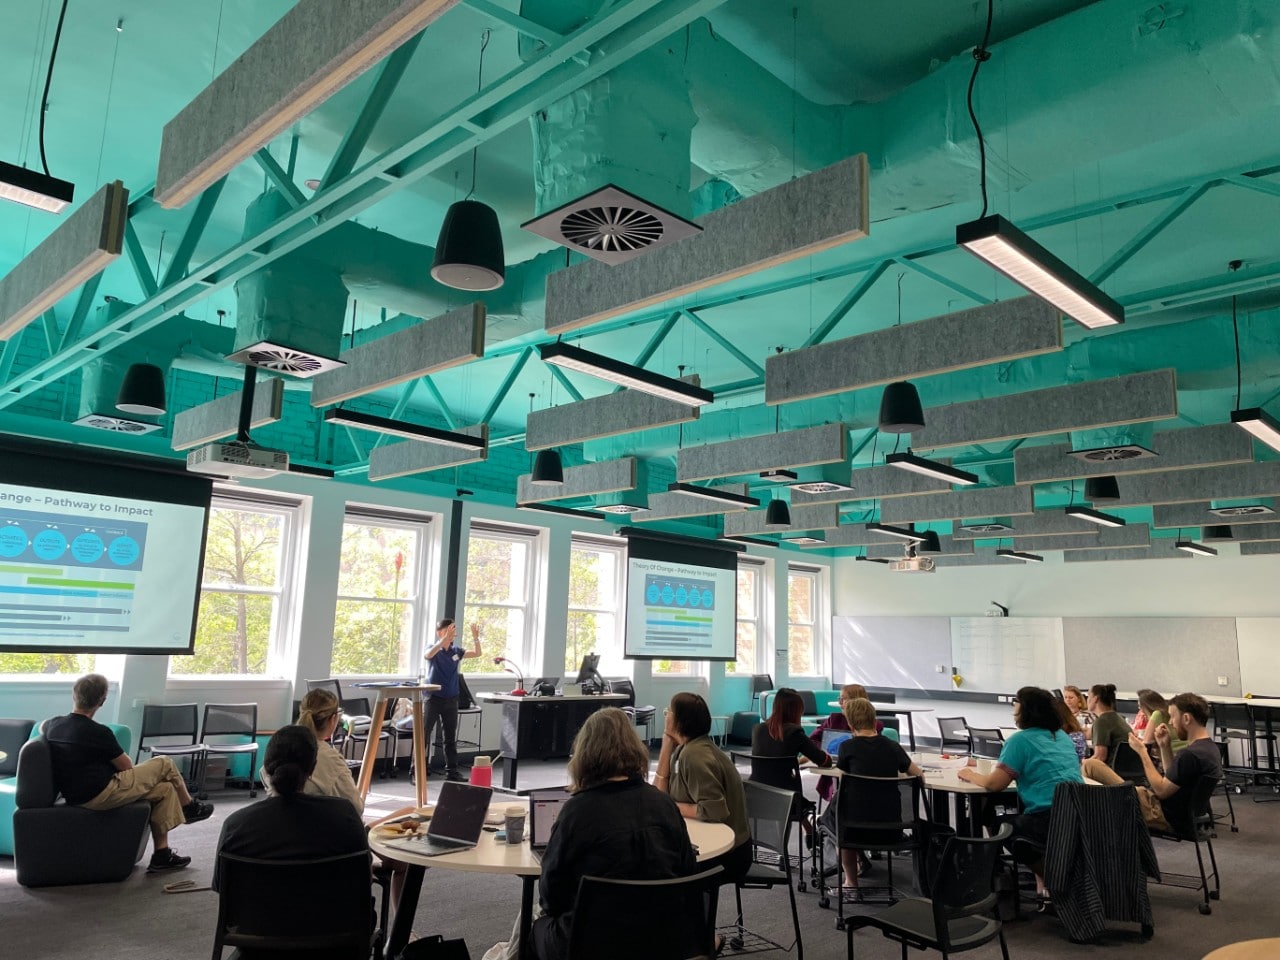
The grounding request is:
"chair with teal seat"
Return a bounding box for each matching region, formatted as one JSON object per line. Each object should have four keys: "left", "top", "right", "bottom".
{"left": 0, "top": 718, "right": 37, "bottom": 857}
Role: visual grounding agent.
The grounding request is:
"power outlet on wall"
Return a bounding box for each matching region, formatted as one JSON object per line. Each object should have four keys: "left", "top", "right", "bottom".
{"left": 935, "top": 664, "right": 946, "bottom": 673}
{"left": 1217, "top": 677, "right": 1229, "bottom": 687}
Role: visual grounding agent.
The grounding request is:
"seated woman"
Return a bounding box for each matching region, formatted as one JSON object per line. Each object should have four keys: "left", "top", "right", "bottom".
{"left": 655, "top": 692, "right": 751, "bottom": 884}
{"left": 1137, "top": 689, "right": 1169, "bottom": 746}
{"left": 264, "top": 688, "right": 362, "bottom": 813}
{"left": 1055, "top": 699, "right": 1089, "bottom": 760}
{"left": 819, "top": 697, "right": 922, "bottom": 889}
{"left": 809, "top": 684, "right": 881, "bottom": 803}
{"left": 752, "top": 688, "right": 831, "bottom": 827}
{"left": 214, "top": 725, "right": 368, "bottom": 892}
{"left": 1063, "top": 685, "right": 1095, "bottom": 737}
{"left": 530, "top": 708, "right": 696, "bottom": 960}
{"left": 1088, "top": 683, "right": 1132, "bottom": 765}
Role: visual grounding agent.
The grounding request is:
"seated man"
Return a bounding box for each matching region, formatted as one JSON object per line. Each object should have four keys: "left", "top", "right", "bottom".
{"left": 1082, "top": 691, "right": 1222, "bottom": 828}
{"left": 43, "top": 673, "right": 213, "bottom": 873}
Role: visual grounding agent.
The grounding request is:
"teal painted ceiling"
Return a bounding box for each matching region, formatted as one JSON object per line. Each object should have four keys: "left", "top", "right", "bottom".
{"left": 2, "top": 0, "right": 1280, "bottom": 551}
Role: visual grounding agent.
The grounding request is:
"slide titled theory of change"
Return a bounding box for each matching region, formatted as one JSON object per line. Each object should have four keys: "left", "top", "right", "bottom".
{"left": 630, "top": 559, "right": 721, "bottom": 655}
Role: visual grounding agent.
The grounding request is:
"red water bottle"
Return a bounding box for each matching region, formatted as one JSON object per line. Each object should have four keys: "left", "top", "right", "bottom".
{"left": 470, "top": 755, "right": 492, "bottom": 788}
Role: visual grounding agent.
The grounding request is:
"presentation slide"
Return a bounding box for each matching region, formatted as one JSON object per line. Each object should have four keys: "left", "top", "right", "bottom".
{"left": 0, "top": 482, "right": 207, "bottom": 654}
{"left": 624, "top": 557, "right": 737, "bottom": 661}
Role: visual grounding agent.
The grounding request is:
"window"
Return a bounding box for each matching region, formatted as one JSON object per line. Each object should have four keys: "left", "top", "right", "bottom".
{"left": 566, "top": 537, "right": 625, "bottom": 676}
{"left": 463, "top": 524, "right": 539, "bottom": 674}
{"left": 786, "top": 564, "right": 827, "bottom": 677}
{"left": 729, "top": 559, "right": 766, "bottom": 676}
{"left": 0, "top": 651, "right": 96, "bottom": 675}
{"left": 331, "top": 512, "right": 432, "bottom": 675}
{"left": 170, "top": 497, "right": 295, "bottom": 676}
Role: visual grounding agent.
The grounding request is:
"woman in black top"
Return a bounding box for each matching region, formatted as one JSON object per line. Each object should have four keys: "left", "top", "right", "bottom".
{"left": 752, "top": 688, "right": 831, "bottom": 846}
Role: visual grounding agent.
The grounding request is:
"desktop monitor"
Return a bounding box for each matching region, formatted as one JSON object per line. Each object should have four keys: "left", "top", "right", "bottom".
{"left": 574, "top": 654, "right": 601, "bottom": 687}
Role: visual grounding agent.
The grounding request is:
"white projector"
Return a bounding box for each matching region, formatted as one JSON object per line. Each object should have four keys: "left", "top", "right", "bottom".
{"left": 187, "top": 441, "right": 290, "bottom": 479}
{"left": 889, "top": 556, "right": 936, "bottom": 573}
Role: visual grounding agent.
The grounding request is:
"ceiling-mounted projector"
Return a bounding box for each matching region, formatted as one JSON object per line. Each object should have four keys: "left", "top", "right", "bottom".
{"left": 187, "top": 441, "right": 290, "bottom": 479}
{"left": 889, "top": 556, "right": 936, "bottom": 573}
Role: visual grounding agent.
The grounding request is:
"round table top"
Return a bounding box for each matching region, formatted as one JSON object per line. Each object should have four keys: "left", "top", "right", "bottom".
{"left": 1202, "top": 939, "right": 1280, "bottom": 960}
{"left": 825, "top": 702, "right": 933, "bottom": 712}
{"left": 368, "top": 799, "right": 734, "bottom": 876}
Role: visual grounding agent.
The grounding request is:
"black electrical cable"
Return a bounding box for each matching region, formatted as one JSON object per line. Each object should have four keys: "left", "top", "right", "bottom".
{"left": 465, "top": 29, "right": 491, "bottom": 201}
{"left": 38, "top": 0, "right": 70, "bottom": 178}
{"left": 1232, "top": 294, "right": 1242, "bottom": 409}
{"left": 966, "top": 0, "right": 995, "bottom": 219}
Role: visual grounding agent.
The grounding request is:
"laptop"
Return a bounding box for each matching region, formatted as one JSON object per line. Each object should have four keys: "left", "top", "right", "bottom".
{"left": 387, "top": 780, "right": 493, "bottom": 856}
{"left": 821, "top": 729, "right": 852, "bottom": 755}
{"left": 528, "top": 786, "right": 572, "bottom": 857}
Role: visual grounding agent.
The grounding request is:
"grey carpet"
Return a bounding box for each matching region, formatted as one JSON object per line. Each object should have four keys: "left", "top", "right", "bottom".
{"left": 3, "top": 761, "right": 1279, "bottom": 959}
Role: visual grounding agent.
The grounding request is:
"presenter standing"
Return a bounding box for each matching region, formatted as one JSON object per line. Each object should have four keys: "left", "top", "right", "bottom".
{"left": 423, "top": 618, "right": 481, "bottom": 782}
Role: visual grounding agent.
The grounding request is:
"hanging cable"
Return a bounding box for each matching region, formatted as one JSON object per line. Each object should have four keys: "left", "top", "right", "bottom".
{"left": 965, "top": 0, "right": 995, "bottom": 218}
{"left": 465, "top": 30, "right": 492, "bottom": 201}
{"left": 896, "top": 271, "right": 906, "bottom": 326}
{"left": 38, "top": 0, "right": 71, "bottom": 178}
{"left": 1229, "top": 260, "right": 1243, "bottom": 409}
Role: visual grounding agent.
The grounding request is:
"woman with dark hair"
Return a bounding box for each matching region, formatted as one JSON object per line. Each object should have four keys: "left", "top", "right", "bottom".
{"left": 1088, "top": 683, "right": 1132, "bottom": 765}
{"left": 1136, "top": 689, "right": 1170, "bottom": 746}
{"left": 213, "top": 726, "right": 368, "bottom": 892}
{"left": 1055, "top": 699, "right": 1089, "bottom": 760}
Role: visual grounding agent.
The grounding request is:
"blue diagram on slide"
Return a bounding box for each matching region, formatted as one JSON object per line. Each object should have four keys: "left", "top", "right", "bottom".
{"left": 642, "top": 574, "right": 716, "bottom": 651}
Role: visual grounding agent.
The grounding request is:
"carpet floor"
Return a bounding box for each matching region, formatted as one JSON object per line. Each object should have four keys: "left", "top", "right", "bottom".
{"left": 3, "top": 759, "right": 1279, "bottom": 960}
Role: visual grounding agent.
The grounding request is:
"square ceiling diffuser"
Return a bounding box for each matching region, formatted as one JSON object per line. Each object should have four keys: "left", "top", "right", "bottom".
{"left": 1067, "top": 444, "right": 1157, "bottom": 463}
{"left": 226, "top": 340, "right": 346, "bottom": 378}
{"left": 521, "top": 184, "right": 701, "bottom": 266}
{"left": 73, "top": 413, "right": 162, "bottom": 435}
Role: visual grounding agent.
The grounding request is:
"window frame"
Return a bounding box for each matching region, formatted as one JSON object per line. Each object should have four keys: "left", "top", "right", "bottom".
{"left": 463, "top": 521, "right": 543, "bottom": 671}
{"left": 566, "top": 534, "right": 627, "bottom": 676}
{"left": 728, "top": 557, "right": 767, "bottom": 676}
{"left": 785, "top": 562, "right": 829, "bottom": 679}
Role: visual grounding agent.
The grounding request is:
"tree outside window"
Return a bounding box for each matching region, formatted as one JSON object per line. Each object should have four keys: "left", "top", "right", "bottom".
{"left": 331, "top": 517, "right": 426, "bottom": 675}
{"left": 787, "top": 565, "right": 824, "bottom": 677}
{"left": 566, "top": 539, "right": 623, "bottom": 676}
{"left": 463, "top": 528, "right": 535, "bottom": 674}
{"left": 730, "top": 561, "right": 764, "bottom": 676}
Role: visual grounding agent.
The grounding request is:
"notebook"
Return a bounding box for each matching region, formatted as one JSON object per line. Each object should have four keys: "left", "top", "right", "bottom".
{"left": 528, "top": 786, "right": 572, "bottom": 854}
{"left": 387, "top": 781, "right": 493, "bottom": 857}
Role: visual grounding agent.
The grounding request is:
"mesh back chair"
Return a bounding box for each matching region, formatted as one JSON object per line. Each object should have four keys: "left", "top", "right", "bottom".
{"left": 344, "top": 696, "right": 394, "bottom": 779}
{"left": 751, "top": 675, "right": 774, "bottom": 713}
{"left": 137, "top": 703, "right": 206, "bottom": 792}
{"left": 746, "top": 755, "right": 817, "bottom": 891}
{"left": 610, "top": 678, "right": 657, "bottom": 744}
{"left": 1109, "top": 742, "right": 1148, "bottom": 783}
{"left": 567, "top": 866, "right": 723, "bottom": 960}
{"left": 1212, "top": 701, "right": 1265, "bottom": 773}
{"left": 936, "top": 717, "right": 970, "bottom": 754}
{"left": 723, "top": 780, "right": 805, "bottom": 960}
{"left": 819, "top": 774, "right": 927, "bottom": 928}
{"left": 212, "top": 851, "right": 378, "bottom": 960}
{"left": 456, "top": 673, "right": 483, "bottom": 752}
{"left": 845, "top": 824, "right": 1012, "bottom": 960}
{"left": 201, "top": 703, "right": 259, "bottom": 797}
{"left": 967, "top": 728, "right": 1005, "bottom": 760}
{"left": 1149, "top": 774, "right": 1222, "bottom": 914}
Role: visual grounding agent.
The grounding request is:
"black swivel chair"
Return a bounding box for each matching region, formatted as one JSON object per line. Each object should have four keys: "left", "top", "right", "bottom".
{"left": 566, "top": 866, "right": 723, "bottom": 960}
{"left": 724, "top": 780, "right": 806, "bottom": 960}
{"left": 1149, "top": 775, "right": 1222, "bottom": 915}
{"left": 745, "top": 754, "right": 818, "bottom": 891}
{"left": 1109, "top": 742, "right": 1148, "bottom": 783}
{"left": 967, "top": 728, "right": 1005, "bottom": 759}
{"left": 937, "top": 717, "right": 970, "bottom": 754}
{"left": 610, "top": 678, "right": 657, "bottom": 744}
{"left": 750, "top": 674, "right": 774, "bottom": 712}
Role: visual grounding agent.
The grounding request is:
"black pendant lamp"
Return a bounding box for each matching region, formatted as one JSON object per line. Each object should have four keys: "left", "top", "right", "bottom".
{"left": 431, "top": 199, "right": 505, "bottom": 291}
{"left": 1202, "top": 524, "right": 1234, "bottom": 542}
{"left": 1084, "top": 476, "right": 1120, "bottom": 502}
{"left": 879, "top": 381, "right": 925, "bottom": 433}
{"left": 531, "top": 449, "right": 563, "bottom": 485}
{"left": 918, "top": 530, "right": 943, "bottom": 554}
{"left": 116, "top": 363, "right": 166, "bottom": 416}
{"left": 764, "top": 496, "right": 792, "bottom": 529}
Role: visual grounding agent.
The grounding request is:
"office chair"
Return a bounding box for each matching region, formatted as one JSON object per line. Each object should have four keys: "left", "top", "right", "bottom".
{"left": 136, "top": 703, "right": 206, "bottom": 793}
{"left": 751, "top": 674, "right": 774, "bottom": 713}
{"left": 200, "top": 703, "right": 260, "bottom": 797}
{"left": 1149, "top": 775, "right": 1222, "bottom": 915}
{"left": 609, "top": 678, "right": 656, "bottom": 744}
{"left": 566, "top": 866, "right": 722, "bottom": 960}
{"left": 745, "top": 754, "right": 817, "bottom": 891}
{"left": 936, "top": 717, "right": 970, "bottom": 754}
{"left": 967, "top": 727, "right": 1005, "bottom": 759}
{"left": 724, "top": 780, "right": 806, "bottom": 960}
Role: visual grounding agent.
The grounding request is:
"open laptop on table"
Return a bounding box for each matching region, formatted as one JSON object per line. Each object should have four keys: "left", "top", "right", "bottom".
{"left": 821, "top": 729, "right": 852, "bottom": 755}
{"left": 528, "top": 786, "right": 572, "bottom": 860}
{"left": 386, "top": 780, "right": 493, "bottom": 856}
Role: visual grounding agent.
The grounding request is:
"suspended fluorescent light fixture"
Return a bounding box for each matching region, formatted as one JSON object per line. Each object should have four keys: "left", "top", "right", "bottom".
{"left": 520, "top": 502, "right": 605, "bottom": 521}
{"left": 287, "top": 463, "right": 335, "bottom": 479}
{"left": 764, "top": 497, "right": 792, "bottom": 529}
{"left": 0, "top": 160, "right": 74, "bottom": 213}
{"left": 866, "top": 522, "right": 927, "bottom": 543}
{"left": 855, "top": 555, "right": 891, "bottom": 565}
{"left": 878, "top": 381, "right": 925, "bottom": 433}
{"left": 785, "top": 535, "right": 826, "bottom": 546}
{"left": 530, "top": 449, "right": 564, "bottom": 485}
{"left": 1084, "top": 476, "right": 1121, "bottom": 502}
{"left": 540, "top": 342, "right": 714, "bottom": 406}
{"left": 1175, "top": 539, "right": 1217, "bottom": 557}
{"left": 323, "top": 409, "right": 487, "bottom": 449}
{"left": 666, "top": 482, "right": 760, "bottom": 509}
{"left": 759, "top": 469, "right": 798, "bottom": 484}
{"left": 1232, "top": 408, "right": 1280, "bottom": 454}
{"left": 1064, "top": 505, "right": 1126, "bottom": 528}
{"left": 996, "top": 548, "right": 1044, "bottom": 563}
{"left": 957, "top": 216, "right": 1124, "bottom": 329}
{"left": 886, "top": 451, "right": 979, "bottom": 486}
{"left": 721, "top": 535, "right": 777, "bottom": 548}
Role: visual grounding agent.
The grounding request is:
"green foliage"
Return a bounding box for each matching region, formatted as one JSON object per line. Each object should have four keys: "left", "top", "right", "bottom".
{"left": 331, "top": 522, "right": 419, "bottom": 675}
{"left": 0, "top": 651, "right": 95, "bottom": 675}
{"left": 463, "top": 534, "right": 531, "bottom": 674}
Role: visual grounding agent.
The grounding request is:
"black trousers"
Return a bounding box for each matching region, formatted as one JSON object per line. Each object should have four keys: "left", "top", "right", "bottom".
{"left": 424, "top": 696, "right": 460, "bottom": 774}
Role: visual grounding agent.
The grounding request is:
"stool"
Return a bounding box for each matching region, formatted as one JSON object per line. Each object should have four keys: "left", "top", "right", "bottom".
{"left": 710, "top": 716, "right": 730, "bottom": 747}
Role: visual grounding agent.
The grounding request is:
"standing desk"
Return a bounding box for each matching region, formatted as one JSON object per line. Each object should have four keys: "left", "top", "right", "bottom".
{"left": 477, "top": 692, "right": 628, "bottom": 789}
{"left": 352, "top": 682, "right": 440, "bottom": 809}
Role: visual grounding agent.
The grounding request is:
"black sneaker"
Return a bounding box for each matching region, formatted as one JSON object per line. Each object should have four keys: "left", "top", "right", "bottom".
{"left": 147, "top": 848, "right": 192, "bottom": 874}
{"left": 445, "top": 770, "right": 467, "bottom": 782}
{"left": 183, "top": 800, "right": 214, "bottom": 824}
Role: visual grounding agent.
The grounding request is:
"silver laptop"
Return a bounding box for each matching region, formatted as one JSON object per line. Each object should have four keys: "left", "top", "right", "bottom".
{"left": 821, "top": 729, "right": 852, "bottom": 754}
{"left": 528, "top": 787, "right": 572, "bottom": 856}
{"left": 388, "top": 780, "right": 493, "bottom": 856}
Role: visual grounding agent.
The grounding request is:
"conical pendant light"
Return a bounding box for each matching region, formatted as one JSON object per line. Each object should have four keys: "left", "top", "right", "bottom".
{"left": 878, "top": 381, "right": 925, "bottom": 433}
{"left": 116, "top": 363, "right": 166, "bottom": 415}
{"left": 531, "top": 449, "right": 563, "bottom": 485}
{"left": 918, "top": 530, "right": 942, "bottom": 554}
{"left": 764, "top": 496, "right": 791, "bottom": 529}
{"left": 1084, "top": 476, "right": 1120, "bottom": 502}
{"left": 431, "top": 199, "right": 505, "bottom": 291}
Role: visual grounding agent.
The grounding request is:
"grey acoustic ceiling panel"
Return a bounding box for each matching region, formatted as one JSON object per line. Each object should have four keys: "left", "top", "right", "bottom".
{"left": 1013, "top": 424, "right": 1253, "bottom": 485}
{"left": 545, "top": 155, "right": 869, "bottom": 335}
{"left": 525, "top": 377, "right": 701, "bottom": 450}
{"left": 791, "top": 461, "right": 953, "bottom": 505}
{"left": 1015, "top": 523, "right": 1149, "bottom": 552}
{"left": 1108, "top": 461, "right": 1280, "bottom": 507}
{"left": 516, "top": 457, "right": 636, "bottom": 505}
{"left": 800, "top": 524, "right": 909, "bottom": 548}
{"left": 866, "top": 534, "right": 975, "bottom": 559}
{"left": 367, "top": 423, "right": 488, "bottom": 480}
{"left": 1219, "top": 523, "right": 1280, "bottom": 543}
{"left": 722, "top": 503, "right": 841, "bottom": 537}
{"left": 310, "top": 304, "right": 484, "bottom": 406}
{"left": 932, "top": 548, "right": 1012, "bottom": 567}
{"left": 1152, "top": 501, "right": 1277, "bottom": 528}
{"left": 155, "top": 0, "right": 461, "bottom": 207}
{"left": 1241, "top": 542, "right": 1280, "bottom": 557}
{"left": 952, "top": 509, "right": 1104, "bottom": 540}
{"left": 765, "top": 297, "right": 1061, "bottom": 405}
{"left": 171, "top": 377, "right": 285, "bottom": 450}
{"left": 633, "top": 484, "right": 754, "bottom": 522}
{"left": 677, "top": 423, "right": 846, "bottom": 483}
{"left": 0, "top": 181, "right": 127, "bottom": 340}
{"left": 911, "top": 370, "right": 1178, "bottom": 451}
{"left": 1065, "top": 539, "right": 1191, "bottom": 562}
{"left": 880, "top": 485, "right": 1034, "bottom": 524}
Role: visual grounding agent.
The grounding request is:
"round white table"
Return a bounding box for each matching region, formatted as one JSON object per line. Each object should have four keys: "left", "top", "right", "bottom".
{"left": 371, "top": 796, "right": 734, "bottom": 960}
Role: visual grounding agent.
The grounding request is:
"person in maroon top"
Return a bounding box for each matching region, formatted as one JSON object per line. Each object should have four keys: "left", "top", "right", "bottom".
{"left": 808, "top": 684, "right": 882, "bottom": 803}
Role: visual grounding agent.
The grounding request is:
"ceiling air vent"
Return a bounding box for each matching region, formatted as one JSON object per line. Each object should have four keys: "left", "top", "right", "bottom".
{"left": 961, "top": 521, "right": 1014, "bottom": 533}
{"left": 522, "top": 184, "right": 702, "bottom": 266}
{"left": 72, "top": 413, "right": 161, "bottom": 435}
{"left": 226, "top": 341, "right": 345, "bottom": 378}
{"left": 1068, "top": 444, "right": 1157, "bottom": 462}
{"left": 596, "top": 503, "right": 647, "bottom": 515}
{"left": 1209, "top": 504, "right": 1275, "bottom": 517}
{"left": 792, "top": 480, "right": 853, "bottom": 495}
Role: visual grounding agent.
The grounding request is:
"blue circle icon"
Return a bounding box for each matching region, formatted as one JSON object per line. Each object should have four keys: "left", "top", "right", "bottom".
{"left": 675, "top": 587, "right": 688, "bottom": 606}
{"left": 646, "top": 582, "right": 660, "bottom": 603}
{"left": 0, "top": 525, "right": 27, "bottom": 558}
{"left": 700, "top": 589, "right": 714, "bottom": 608}
{"left": 661, "top": 585, "right": 675, "bottom": 605}
{"left": 32, "top": 528, "right": 67, "bottom": 561}
{"left": 108, "top": 536, "right": 140, "bottom": 566}
{"left": 71, "top": 532, "right": 105, "bottom": 563}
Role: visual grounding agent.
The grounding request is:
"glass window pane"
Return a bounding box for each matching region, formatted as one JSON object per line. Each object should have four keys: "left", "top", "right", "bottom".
{"left": 338, "top": 523, "right": 418, "bottom": 598}
{"left": 737, "top": 568, "right": 756, "bottom": 611}
{"left": 331, "top": 600, "right": 414, "bottom": 675}
{"left": 788, "top": 573, "right": 814, "bottom": 623}
{"left": 0, "top": 652, "right": 96, "bottom": 675}
{"left": 733, "top": 622, "right": 757, "bottom": 677}
{"left": 461, "top": 603, "right": 523, "bottom": 673}
{"left": 466, "top": 537, "right": 525, "bottom": 604}
{"left": 788, "top": 625, "right": 814, "bottom": 677}
{"left": 653, "top": 660, "right": 691, "bottom": 675}
{"left": 565, "top": 610, "right": 617, "bottom": 675}
{"left": 568, "top": 541, "right": 623, "bottom": 674}
{"left": 201, "top": 508, "right": 284, "bottom": 588}
{"left": 172, "top": 591, "right": 273, "bottom": 675}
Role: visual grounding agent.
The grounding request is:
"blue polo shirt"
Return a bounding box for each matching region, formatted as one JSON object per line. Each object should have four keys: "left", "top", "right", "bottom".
{"left": 426, "top": 643, "right": 464, "bottom": 699}
{"left": 998, "top": 727, "right": 1083, "bottom": 814}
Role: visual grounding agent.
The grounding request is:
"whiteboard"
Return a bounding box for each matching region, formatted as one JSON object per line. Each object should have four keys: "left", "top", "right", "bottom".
{"left": 950, "top": 617, "right": 1065, "bottom": 694}
{"left": 1237, "top": 618, "right": 1280, "bottom": 697}
{"left": 832, "top": 617, "right": 953, "bottom": 691}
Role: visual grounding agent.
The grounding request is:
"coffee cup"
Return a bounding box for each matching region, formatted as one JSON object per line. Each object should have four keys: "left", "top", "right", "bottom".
{"left": 975, "top": 758, "right": 994, "bottom": 775}
{"left": 504, "top": 805, "right": 526, "bottom": 844}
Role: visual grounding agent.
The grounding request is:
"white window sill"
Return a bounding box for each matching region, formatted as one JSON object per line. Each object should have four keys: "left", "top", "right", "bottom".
{"left": 165, "top": 676, "right": 292, "bottom": 687}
